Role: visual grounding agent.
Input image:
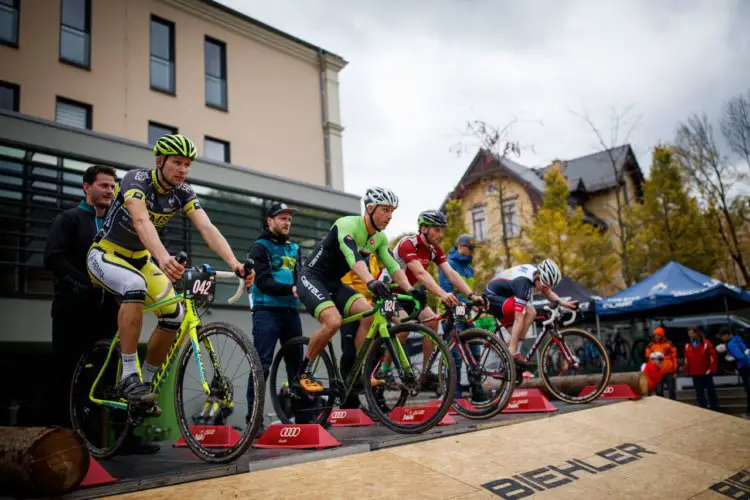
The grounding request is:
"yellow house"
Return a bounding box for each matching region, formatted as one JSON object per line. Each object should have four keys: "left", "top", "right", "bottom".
{"left": 442, "top": 146, "right": 645, "bottom": 290}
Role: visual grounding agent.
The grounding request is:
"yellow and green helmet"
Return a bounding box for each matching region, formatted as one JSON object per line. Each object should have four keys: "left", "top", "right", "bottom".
{"left": 153, "top": 134, "right": 197, "bottom": 160}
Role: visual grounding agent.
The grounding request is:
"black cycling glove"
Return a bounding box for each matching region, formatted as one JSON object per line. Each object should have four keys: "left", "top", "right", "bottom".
{"left": 367, "top": 279, "right": 392, "bottom": 301}
{"left": 408, "top": 287, "right": 428, "bottom": 307}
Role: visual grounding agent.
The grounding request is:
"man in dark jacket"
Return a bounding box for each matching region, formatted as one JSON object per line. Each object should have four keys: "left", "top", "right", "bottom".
{"left": 44, "top": 165, "right": 157, "bottom": 454}
{"left": 247, "top": 202, "right": 310, "bottom": 424}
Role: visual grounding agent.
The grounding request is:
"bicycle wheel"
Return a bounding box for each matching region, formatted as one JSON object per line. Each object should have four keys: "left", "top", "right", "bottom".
{"left": 363, "top": 323, "right": 457, "bottom": 434}
{"left": 539, "top": 328, "right": 611, "bottom": 404}
{"left": 174, "top": 322, "right": 264, "bottom": 463}
{"left": 440, "top": 328, "right": 516, "bottom": 419}
{"left": 268, "top": 336, "right": 335, "bottom": 425}
{"left": 70, "top": 339, "right": 131, "bottom": 459}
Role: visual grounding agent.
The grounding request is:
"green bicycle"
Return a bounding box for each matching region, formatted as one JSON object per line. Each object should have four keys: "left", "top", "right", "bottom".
{"left": 69, "top": 254, "right": 265, "bottom": 464}
{"left": 268, "top": 293, "right": 458, "bottom": 434}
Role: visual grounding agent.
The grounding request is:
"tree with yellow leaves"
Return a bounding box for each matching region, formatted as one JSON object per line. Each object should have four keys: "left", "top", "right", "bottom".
{"left": 513, "top": 167, "right": 619, "bottom": 293}
{"left": 626, "top": 146, "right": 720, "bottom": 280}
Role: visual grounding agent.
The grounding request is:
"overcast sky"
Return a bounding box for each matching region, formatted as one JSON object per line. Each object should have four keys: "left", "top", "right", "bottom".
{"left": 219, "top": 0, "right": 750, "bottom": 237}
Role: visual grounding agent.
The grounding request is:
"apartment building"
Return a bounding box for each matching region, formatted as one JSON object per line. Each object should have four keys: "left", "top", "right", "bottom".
{"left": 0, "top": 0, "right": 347, "bottom": 188}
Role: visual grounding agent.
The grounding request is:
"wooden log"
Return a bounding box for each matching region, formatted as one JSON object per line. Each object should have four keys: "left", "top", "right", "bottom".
{"left": 519, "top": 371, "right": 647, "bottom": 400}
{"left": 0, "top": 426, "right": 90, "bottom": 496}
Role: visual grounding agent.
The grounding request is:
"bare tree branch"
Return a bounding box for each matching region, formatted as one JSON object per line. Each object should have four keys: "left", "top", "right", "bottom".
{"left": 674, "top": 112, "right": 750, "bottom": 286}
{"left": 721, "top": 89, "right": 750, "bottom": 173}
{"left": 570, "top": 106, "right": 641, "bottom": 286}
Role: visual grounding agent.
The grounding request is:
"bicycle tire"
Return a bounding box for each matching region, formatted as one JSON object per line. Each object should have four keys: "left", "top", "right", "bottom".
{"left": 539, "top": 328, "right": 611, "bottom": 404}
{"left": 70, "top": 339, "right": 131, "bottom": 459}
{"left": 174, "top": 322, "right": 264, "bottom": 464}
{"left": 441, "top": 328, "right": 516, "bottom": 420}
{"left": 268, "top": 336, "right": 335, "bottom": 425}
{"left": 362, "top": 323, "right": 457, "bottom": 434}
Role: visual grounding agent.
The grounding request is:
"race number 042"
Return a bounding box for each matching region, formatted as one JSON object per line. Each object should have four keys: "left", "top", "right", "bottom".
{"left": 192, "top": 279, "right": 212, "bottom": 295}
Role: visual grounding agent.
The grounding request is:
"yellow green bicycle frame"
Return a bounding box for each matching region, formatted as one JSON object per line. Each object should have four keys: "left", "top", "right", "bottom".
{"left": 311, "top": 294, "right": 418, "bottom": 397}
{"left": 87, "top": 293, "right": 218, "bottom": 410}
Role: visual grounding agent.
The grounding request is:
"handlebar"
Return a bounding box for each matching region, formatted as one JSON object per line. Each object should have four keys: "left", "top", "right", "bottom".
{"left": 541, "top": 301, "right": 578, "bottom": 327}
{"left": 175, "top": 251, "right": 255, "bottom": 305}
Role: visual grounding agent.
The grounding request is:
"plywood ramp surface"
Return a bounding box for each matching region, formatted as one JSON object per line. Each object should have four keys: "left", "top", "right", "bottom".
{"left": 111, "top": 397, "right": 750, "bottom": 500}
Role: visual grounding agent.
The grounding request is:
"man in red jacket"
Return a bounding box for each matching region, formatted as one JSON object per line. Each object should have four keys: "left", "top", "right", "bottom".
{"left": 684, "top": 327, "right": 720, "bottom": 410}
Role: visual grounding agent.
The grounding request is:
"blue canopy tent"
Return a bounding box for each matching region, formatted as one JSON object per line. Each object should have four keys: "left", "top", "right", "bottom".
{"left": 596, "top": 261, "right": 750, "bottom": 319}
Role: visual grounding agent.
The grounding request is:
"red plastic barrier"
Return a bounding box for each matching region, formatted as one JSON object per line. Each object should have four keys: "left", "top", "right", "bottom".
{"left": 327, "top": 409, "right": 375, "bottom": 427}
{"left": 174, "top": 425, "right": 242, "bottom": 448}
{"left": 389, "top": 405, "right": 457, "bottom": 425}
{"left": 502, "top": 388, "right": 558, "bottom": 413}
{"left": 579, "top": 384, "right": 640, "bottom": 400}
{"left": 427, "top": 398, "right": 477, "bottom": 415}
{"left": 252, "top": 424, "right": 341, "bottom": 450}
{"left": 79, "top": 457, "right": 118, "bottom": 488}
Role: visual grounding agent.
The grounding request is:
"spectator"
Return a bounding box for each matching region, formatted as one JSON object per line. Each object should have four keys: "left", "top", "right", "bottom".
{"left": 717, "top": 329, "right": 750, "bottom": 415}
{"left": 642, "top": 351, "right": 665, "bottom": 396}
{"left": 684, "top": 327, "right": 719, "bottom": 411}
{"left": 339, "top": 249, "right": 381, "bottom": 409}
{"left": 438, "top": 234, "right": 486, "bottom": 401}
{"left": 44, "top": 165, "right": 156, "bottom": 454}
{"left": 645, "top": 327, "right": 678, "bottom": 399}
{"left": 246, "top": 202, "right": 310, "bottom": 426}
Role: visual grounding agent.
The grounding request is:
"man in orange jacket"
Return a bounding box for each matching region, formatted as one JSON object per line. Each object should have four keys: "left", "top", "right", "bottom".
{"left": 645, "top": 327, "right": 678, "bottom": 399}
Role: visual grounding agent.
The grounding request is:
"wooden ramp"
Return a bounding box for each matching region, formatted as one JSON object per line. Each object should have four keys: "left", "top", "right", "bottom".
{"left": 110, "top": 397, "right": 750, "bottom": 499}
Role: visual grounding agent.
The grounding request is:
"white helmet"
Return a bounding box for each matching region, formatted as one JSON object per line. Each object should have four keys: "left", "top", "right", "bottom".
{"left": 363, "top": 186, "right": 399, "bottom": 210}
{"left": 537, "top": 259, "right": 562, "bottom": 287}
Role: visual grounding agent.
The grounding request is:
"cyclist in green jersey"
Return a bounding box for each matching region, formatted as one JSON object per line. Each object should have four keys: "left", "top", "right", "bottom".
{"left": 295, "top": 187, "right": 425, "bottom": 393}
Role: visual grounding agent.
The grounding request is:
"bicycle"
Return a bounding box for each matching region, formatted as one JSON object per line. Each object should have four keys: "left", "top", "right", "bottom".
{"left": 430, "top": 303, "right": 516, "bottom": 419}
{"left": 493, "top": 302, "right": 611, "bottom": 404}
{"left": 69, "top": 253, "right": 265, "bottom": 464}
{"left": 269, "top": 293, "right": 458, "bottom": 434}
{"left": 605, "top": 330, "right": 631, "bottom": 368}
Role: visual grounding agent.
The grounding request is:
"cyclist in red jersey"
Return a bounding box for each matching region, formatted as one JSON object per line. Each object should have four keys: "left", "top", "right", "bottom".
{"left": 380, "top": 210, "right": 484, "bottom": 389}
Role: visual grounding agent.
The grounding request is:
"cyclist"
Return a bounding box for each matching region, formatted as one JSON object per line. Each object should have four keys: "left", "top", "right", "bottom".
{"left": 484, "top": 259, "right": 576, "bottom": 367}
{"left": 295, "top": 187, "right": 422, "bottom": 393}
{"left": 381, "top": 210, "right": 485, "bottom": 391}
{"left": 86, "top": 134, "right": 255, "bottom": 407}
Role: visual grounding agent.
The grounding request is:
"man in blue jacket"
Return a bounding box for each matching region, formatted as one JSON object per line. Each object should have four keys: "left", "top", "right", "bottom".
{"left": 247, "top": 202, "right": 311, "bottom": 425}
{"left": 438, "top": 234, "right": 486, "bottom": 401}
{"left": 718, "top": 329, "right": 750, "bottom": 415}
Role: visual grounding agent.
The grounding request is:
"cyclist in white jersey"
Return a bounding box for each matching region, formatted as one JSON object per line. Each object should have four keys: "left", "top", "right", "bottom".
{"left": 484, "top": 259, "right": 577, "bottom": 366}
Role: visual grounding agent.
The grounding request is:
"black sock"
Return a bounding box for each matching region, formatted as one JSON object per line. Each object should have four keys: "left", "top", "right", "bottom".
{"left": 298, "top": 357, "right": 310, "bottom": 378}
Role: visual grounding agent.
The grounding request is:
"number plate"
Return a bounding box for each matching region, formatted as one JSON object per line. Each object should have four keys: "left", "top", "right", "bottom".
{"left": 455, "top": 304, "right": 467, "bottom": 317}
{"left": 184, "top": 270, "right": 216, "bottom": 300}
{"left": 380, "top": 298, "right": 398, "bottom": 316}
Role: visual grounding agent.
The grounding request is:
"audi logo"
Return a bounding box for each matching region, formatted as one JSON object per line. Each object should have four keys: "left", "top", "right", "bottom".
{"left": 330, "top": 411, "right": 347, "bottom": 419}
{"left": 604, "top": 386, "right": 614, "bottom": 394}
{"left": 279, "top": 427, "right": 301, "bottom": 438}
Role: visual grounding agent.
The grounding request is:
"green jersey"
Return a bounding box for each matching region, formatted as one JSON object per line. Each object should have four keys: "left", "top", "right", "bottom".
{"left": 304, "top": 215, "right": 400, "bottom": 283}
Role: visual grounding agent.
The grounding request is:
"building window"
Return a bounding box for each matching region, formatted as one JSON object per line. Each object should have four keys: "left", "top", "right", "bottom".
{"left": 150, "top": 16, "right": 175, "bottom": 94}
{"left": 471, "top": 206, "right": 488, "bottom": 241}
{"left": 501, "top": 198, "right": 520, "bottom": 238}
{"left": 148, "top": 121, "right": 177, "bottom": 146}
{"left": 55, "top": 97, "right": 92, "bottom": 129}
{"left": 59, "top": 0, "right": 90, "bottom": 68}
{"left": 204, "top": 136, "right": 230, "bottom": 163}
{"left": 0, "top": 0, "right": 19, "bottom": 47}
{"left": 0, "top": 81, "right": 19, "bottom": 111}
{"left": 205, "top": 37, "right": 227, "bottom": 110}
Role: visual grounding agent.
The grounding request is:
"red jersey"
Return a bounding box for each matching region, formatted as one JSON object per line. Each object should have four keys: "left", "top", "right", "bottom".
{"left": 389, "top": 234, "right": 447, "bottom": 291}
